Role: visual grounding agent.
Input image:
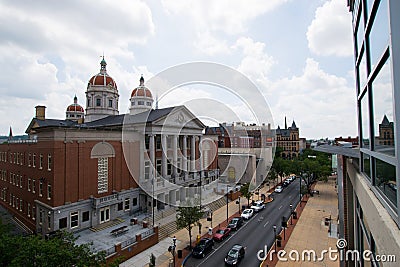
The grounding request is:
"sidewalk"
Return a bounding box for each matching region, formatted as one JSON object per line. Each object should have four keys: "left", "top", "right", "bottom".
{"left": 121, "top": 180, "right": 279, "bottom": 267}
{"left": 268, "top": 177, "right": 339, "bottom": 267}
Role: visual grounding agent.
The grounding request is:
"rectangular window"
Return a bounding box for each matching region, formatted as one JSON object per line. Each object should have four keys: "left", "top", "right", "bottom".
{"left": 70, "top": 212, "right": 79, "bottom": 228}
{"left": 59, "top": 217, "right": 67, "bottom": 229}
{"left": 156, "top": 159, "right": 162, "bottom": 177}
{"left": 144, "top": 161, "right": 150, "bottom": 180}
{"left": 19, "top": 175, "right": 22, "bottom": 188}
{"left": 375, "top": 158, "right": 397, "bottom": 208}
{"left": 32, "top": 179, "right": 36, "bottom": 193}
{"left": 16, "top": 175, "right": 19, "bottom": 187}
{"left": 39, "top": 209, "right": 43, "bottom": 224}
{"left": 32, "top": 206, "right": 36, "bottom": 220}
{"left": 117, "top": 202, "right": 123, "bottom": 211}
{"left": 97, "top": 157, "right": 108, "bottom": 193}
{"left": 360, "top": 92, "right": 370, "bottom": 149}
{"left": 16, "top": 153, "right": 19, "bottom": 165}
{"left": 124, "top": 198, "right": 130, "bottom": 211}
{"left": 156, "top": 135, "right": 161, "bottom": 150}
{"left": 28, "top": 178, "right": 31, "bottom": 191}
{"left": 20, "top": 152, "right": 23, "bottom": 165}
{"left": 133, "top": 197, "right": 138, "bottom": 206}
{"left": 28, "top": 203, "right": 31, "bottom": 217}
{"left": 108, "top": 99, "right": 113, "bottom": 108}
{"left": 96, "top": 98, "right": 101, "bottom": 107}
{"left": 19, "top": 199, "right": 22, "bottom": 211}
{"left": 39, "top": 154, "right": 43, "bottom": 169}
{"left": 32, "top": 153, "right": 36, "bottom": 168}
{"left": 48, "top": 154, "right": 52, "bottom": 171}
{"left": 82, "top": 211, "right": 89, "bottom": 222}
{"left": 28, "top": 153, "right": 31, "bottom": 167}
{"left": 47, "top": 214, "right": 51, "bottom": 230}
{"left": 47, "top": 184, "right": 52, "bottom": 200}
{"left": 39, "top": 181, "right": 43, "bottom": 197}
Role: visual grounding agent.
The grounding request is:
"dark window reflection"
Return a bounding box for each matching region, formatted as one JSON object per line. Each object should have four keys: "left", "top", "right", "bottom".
{"left": 375, "top": 158, "right": 397, "bottom": 208}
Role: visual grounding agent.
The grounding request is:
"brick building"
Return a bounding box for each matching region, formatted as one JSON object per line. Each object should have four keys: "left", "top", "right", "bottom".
{"left": 0, "top": 58, "right": 219, "bottom": 235}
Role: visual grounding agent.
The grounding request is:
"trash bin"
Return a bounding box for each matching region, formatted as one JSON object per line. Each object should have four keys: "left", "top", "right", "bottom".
{"left": 293, "top": 211, "right": 297, "bottom": 219}
{"left": 178, "top": 250, "right": 183, "bottom": 258}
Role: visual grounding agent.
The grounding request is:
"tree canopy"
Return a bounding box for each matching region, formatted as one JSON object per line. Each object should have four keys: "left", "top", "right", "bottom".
{"left": 176, "top": 199, "right": 204, "bottom": 249}
{"left": 0, "top": 221, "right": 105, "bottom": 267}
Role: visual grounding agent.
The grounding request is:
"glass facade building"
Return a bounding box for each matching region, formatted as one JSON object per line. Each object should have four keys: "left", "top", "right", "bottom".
{"left": 342, "top": 1, "right": 400, "bottom": 266}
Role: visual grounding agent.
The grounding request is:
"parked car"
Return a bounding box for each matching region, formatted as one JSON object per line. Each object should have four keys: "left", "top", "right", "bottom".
{"left": 282, "top": 180, "right": 290, "bottom": 187}
{"left": 192, "top": 238, "right": 214, "bottom": 258}
{"left": 275, "top": 185, "right": 283, "bottom": 193}
{"left": 250, "top": 200, "right": 265, "bottom": 212}
{"left": 228, "top": 217, "right": 244, "bottom": 231}
{"left": 224, "top": 244, "right": 245, "bottom": 266}
{"left": 213, "top": 227, "right": 232, "bottom": 241}
{"left": 241, "top": 209, "right": 254, "bottom": 220}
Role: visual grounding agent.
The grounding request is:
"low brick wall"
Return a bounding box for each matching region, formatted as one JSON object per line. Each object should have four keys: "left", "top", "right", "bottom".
{"left": 106, "top": 226, "right": 159, "bottom": 264}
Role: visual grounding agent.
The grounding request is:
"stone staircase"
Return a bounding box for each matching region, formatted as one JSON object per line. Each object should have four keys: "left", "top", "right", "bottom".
{"left": 158, "top": 220, "right": 178, "bottom": 241}
{"left": 205, "top": 197, "right": 229, "bottom": 213}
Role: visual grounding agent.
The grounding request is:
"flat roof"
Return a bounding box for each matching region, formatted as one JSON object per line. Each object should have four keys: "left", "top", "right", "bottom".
{"left": 313, "top": 144, "right": 360, "bottom": 158}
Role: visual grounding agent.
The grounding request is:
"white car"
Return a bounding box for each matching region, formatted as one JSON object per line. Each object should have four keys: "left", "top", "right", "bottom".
{"left": 275, "top": 185, "right": 283, "bottom": 193}
{"left": 251, "top": 200, "right": 265, "bottom": 212}
{"left": 241, "top": 209, "right": 254, "bottom": 220}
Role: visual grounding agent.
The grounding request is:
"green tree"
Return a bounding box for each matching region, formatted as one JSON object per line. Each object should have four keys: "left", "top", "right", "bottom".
{"left": 176, "top": 200, "right": 204, "bottom": 249}
{"left": 239, "top": 183, "right": 252, "bottom": 207}
{"left": 0, "top": 226, "right": 106, "bottom": 267}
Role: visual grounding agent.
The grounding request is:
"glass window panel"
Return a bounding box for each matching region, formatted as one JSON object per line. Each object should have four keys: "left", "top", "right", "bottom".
{"left": 368, "top": 0, "right": 389, "bottom": 69}
{"left": 365, "top": 0, "right": 374, "bottom": 19}
{"left": 375, "top": 158, "right": 397, "bottom": 208}
{"left": 358, "top": 51, "right": 368, "bottom": 89}
{"left": 361, "top": 93, "right": 370, "bottom": 149}
{"left": 356, "top": 10, "right": 365, "bottom": 55}
{"left": 363, "top": 153, "right": 371, "bottom": 179}
{"left": 372, "top": 57, "right": 394, "bottom": 156}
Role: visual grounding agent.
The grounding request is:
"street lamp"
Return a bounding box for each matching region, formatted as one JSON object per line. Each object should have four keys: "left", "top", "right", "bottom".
{"left": 168, "top": 236, "right": 177, "bottom": 267}
{"left": 273, "top": 225, "right": 277, "bottom": 252}
{"left": 289, "top": 204, "right": 293, "bottom": 225}
{"left": 236, "top": 196, "right": 241, "bottom": 214}
{"left": 282, "top": 216, "right": 286, "bottom": 240}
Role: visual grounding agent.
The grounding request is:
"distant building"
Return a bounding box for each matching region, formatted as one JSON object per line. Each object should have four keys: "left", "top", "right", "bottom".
{"left": 275, "top": 117, "right": 300, "bottom": 159}
{"left": 378, "top": 114, "right": 394, "bottom": 146}
{"left": 334, "top": 136, "right": 359, "bottom": 147}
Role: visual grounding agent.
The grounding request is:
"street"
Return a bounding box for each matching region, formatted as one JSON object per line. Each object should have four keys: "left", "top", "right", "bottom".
{"left": 184, "top": 178, "right": 301, "bottom": 267}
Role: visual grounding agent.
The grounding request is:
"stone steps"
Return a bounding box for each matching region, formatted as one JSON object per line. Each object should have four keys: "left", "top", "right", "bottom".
{"left": 158, "top": 220, "right": 177, "bottom": 241}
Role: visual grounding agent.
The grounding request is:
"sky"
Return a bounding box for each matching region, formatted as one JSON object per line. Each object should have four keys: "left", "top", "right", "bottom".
{"left": 0, "top": 0, "right": 358, "bottom": 139}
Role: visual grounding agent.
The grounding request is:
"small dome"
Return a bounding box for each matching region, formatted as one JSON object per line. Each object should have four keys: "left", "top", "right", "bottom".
{"left": 88, "top": 57, "right": 118, "bottom": 90}
{"left": 66, "top": 104, "right": 84, "bottom": 113}
{"left": 130, "top": 76, "right": 153, "bottom": 98}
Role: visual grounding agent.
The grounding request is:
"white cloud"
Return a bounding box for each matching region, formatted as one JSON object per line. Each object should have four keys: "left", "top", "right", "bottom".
{"left": 194, "top": 31, "right": 230, "bottom": 56}
{"left": 307, "top": 0, "right": 353, "bottom": 57}
{"left": 269, "top": 58, "right": 357, "bottom": 138}
{"left": 233, "top": 37, "right": 276, "bottom": 82}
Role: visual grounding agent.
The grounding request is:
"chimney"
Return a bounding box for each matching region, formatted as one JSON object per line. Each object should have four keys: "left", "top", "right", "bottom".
{"left": 35, "top": 106, "right": 46, "bottom": 120}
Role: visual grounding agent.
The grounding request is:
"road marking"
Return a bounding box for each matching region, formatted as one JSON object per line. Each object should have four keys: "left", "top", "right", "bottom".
{"left": 289, "top": 195, "right": 292, "bottom": 199}
{"left": 264, "top": 221, "right": 269, "bottom": 227}
{"left": 279, "top": 205, "right": 283, "bottom": 210}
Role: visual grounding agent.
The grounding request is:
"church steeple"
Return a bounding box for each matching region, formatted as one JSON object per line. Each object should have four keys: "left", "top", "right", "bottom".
{"left": 284, "top": 116, "right": 287, "bottom": 129}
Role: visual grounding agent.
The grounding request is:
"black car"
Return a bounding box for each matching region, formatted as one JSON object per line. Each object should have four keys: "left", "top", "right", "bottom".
{"left": 228, "top": 217, "right": 244, "bottom": 231}
{"left": 224, "top": 244, "right": 245, "bottom": 266}
{"left": 192, "top": 238, "right": 214, "bottom": 258}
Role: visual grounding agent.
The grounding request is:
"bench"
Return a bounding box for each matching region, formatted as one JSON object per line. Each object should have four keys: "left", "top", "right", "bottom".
{"left": 110, "top": 225, "right": 128, "bottom": 236}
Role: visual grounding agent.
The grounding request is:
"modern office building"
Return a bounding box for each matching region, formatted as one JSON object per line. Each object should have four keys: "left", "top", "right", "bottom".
{"left": 0, "top": 58, "right": 219, "bottom": 236}
{"left": 316, "top": 1, "right": 400, "bottom": 266}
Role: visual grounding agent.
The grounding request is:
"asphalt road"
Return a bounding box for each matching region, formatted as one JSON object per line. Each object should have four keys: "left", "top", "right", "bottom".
{"left": 184, "top": 178, "right": 301, "bottom": 267}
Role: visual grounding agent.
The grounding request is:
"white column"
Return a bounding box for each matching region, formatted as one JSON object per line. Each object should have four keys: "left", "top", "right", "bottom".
{"left": 199, "top": 135, "right": 203, "bottom": 177}
{"left": 149, "top": 134, "right": 155, "bottom": 181}
{"left": 191, "top": 135, "right": 196, "bottom": 172}
{"left": 162, "top": 134, "right": 167, "bottom": 177}
{"left": 183, "top": 135, "right": 188, "bottom": 179}
{"left": 172, "top": 135, "right": 178, "bottom": 177}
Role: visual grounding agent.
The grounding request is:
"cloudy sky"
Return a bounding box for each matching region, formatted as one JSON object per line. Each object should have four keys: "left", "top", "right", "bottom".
{"left": 0, "top": 0, "right": 357, "bottom": 139}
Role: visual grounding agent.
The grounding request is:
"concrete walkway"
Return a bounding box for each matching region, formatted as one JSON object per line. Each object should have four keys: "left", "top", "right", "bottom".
{"left": 274, "top": 177, "right": 339, "bottom": 267}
